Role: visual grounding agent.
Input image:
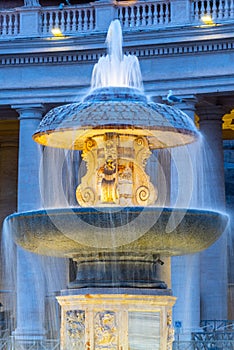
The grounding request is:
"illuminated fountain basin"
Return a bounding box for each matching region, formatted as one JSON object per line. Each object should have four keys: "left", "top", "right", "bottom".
{"left": 7, "top": 207, "right": 227, "bottom": 259}
{"left": 6, "top": 86, "right": 229, "bottom": 350}
{"left": 7, "top": 206, "right": 228, "bottom": 290}
{"left": 6, "top": 20, "right": 229, "bottom": 350}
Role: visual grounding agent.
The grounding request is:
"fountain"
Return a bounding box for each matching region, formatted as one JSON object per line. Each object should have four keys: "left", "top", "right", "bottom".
{"left": 5, "top": 20, "right": 228, "bottom": 349}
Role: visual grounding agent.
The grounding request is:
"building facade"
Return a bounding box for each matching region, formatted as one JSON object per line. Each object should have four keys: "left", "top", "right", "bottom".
{"left": 0, "top": 0, "right": 234, "bottom": 347}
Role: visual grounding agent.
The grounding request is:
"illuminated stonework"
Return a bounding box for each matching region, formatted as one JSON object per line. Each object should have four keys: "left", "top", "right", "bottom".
{"left": 57, "top": 293, "right": 176, "bottom": 350}
{"left": 76, "top": 133, "right": 157, "bottom": 206}
{"left": 65, "top": 310, "right": 85, "bottom": 349}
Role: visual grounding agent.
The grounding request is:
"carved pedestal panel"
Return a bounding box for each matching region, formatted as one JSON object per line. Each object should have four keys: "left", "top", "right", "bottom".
{"left": 57, "top": 293, "right": 176, "bottom": 350}
{"left": 76, "top": 133, "right": 157, "bottom": 207}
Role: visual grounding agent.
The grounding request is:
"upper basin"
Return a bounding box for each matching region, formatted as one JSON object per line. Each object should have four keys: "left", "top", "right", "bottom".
{"left": 32, "top": 87, "right": 199, "bottom": 150}
{"left": 6, "top": 207, "right": 228, "bottom": 258}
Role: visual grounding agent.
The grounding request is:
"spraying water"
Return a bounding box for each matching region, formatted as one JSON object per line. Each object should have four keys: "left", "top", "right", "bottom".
{"left": 91, "top": 20, "right": 143, "bottom": 90}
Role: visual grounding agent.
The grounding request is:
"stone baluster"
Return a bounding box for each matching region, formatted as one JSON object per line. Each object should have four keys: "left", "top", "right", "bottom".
{"left": 197, "top": 103, "right": 228, "bottom": 320}
{"left": 171, "top": 96, "right": 201, "bottom": 337}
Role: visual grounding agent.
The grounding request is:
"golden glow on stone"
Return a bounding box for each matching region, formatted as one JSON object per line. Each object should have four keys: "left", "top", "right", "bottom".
{"left": 33, "top": 127, "right": 196, "bottom": 150}
{"left": 57, "top": 294, "right": 176, "bottom": 350}
{"left": 76, "top": 133, "right": 157, "bottom": 207}
{"left": 201, "top": 14, "right": 215, "bottom": 26}
{"left": 51, "top": 27, "right": 64, "bottom": 37}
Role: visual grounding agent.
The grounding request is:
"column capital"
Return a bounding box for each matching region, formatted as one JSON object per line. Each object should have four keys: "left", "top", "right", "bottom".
{"left": 12, "top": 104, "right": 45, "bottom": 121}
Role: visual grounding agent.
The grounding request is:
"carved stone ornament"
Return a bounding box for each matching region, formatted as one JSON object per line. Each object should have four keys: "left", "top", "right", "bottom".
{"left": 94, "top": 311, "right": 118, "bottom": 350}
{"left": 76, "top": 133, "right": 157, "bottom": 207}
{"left": 167, "top": 311, "right": 175, "bottom": 350}
{"left": 65, "top": 310, "right": 85, "bottom": 349}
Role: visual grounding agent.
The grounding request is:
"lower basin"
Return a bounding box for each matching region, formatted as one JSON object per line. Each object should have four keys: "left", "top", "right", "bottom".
{"left": 6, "top": 207, "right": 228, "bottom": 258}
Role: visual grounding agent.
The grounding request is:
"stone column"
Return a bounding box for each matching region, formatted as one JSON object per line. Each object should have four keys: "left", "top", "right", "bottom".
{"left": 171, "top": 97, "right": 201, "bottom": 337}
{"left": 177, "top": 97, "right": 197, "bottom": 120}
{"left": 223, "top": 140, "right": 234, "bottom": 319}
{"left": 12, "top": 104, "right": 46, "bottom": 341}
{"left": 197, "top": 104, "right": 227, "bottom": 320}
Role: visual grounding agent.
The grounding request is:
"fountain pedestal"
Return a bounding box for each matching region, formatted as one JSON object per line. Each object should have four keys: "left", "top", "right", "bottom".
{"left": 57, "top": 292, "right": 176, "bottom": 350}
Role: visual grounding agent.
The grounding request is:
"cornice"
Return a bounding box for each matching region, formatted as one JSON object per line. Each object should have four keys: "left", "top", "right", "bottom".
{"left": 0, "top": 23, "right": 234, "bottom": 66}
{"left": 0, "top": 36, "right": 234, "bottom": 67}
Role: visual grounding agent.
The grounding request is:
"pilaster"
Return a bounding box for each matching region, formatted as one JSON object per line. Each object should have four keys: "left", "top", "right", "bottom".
{"left": 170, "top": 0, "right": 191, "bottom": 25}
{"left": 16, "top": 6, "right": 41, "bottom": 38}
{"left": 94, "top": 1, "right": 117, "bottom": 32}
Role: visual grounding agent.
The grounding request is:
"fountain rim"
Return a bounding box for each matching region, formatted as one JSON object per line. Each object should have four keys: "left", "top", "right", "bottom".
{"left": 32, "top": 86, "right": 199, "bottom": 150}
{"left": 32, "top": 124, "right": 198, "bottom": 149}
{"left": 6, "top": 206, "right": 229, "bottom": 221}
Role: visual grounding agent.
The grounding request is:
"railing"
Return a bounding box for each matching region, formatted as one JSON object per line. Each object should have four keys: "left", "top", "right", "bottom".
{"left": 0, "top": 339, "right": 60, "bottom": 350}
{"left": 1, "top": 0, "right": 234, "bottom": 39}
{"left": 0, "top": 11, "right": 20, "bottom": 36}
{"left": 40, "top": 5, "right": 96, "bottom": 36}
{"left": 1, "top": 338, "right": 234, "bottom": 350}
{"left": 117, "top": 1, "right": 171, "bottom": 29}
{"left": 200, "top": 319, "right": 234, "bottom": 332}
{"left": 191, "top": 0, "right": 234, "bottom": 23}
{"left": 173, "top": 339, "right": 234, "bottom": 349}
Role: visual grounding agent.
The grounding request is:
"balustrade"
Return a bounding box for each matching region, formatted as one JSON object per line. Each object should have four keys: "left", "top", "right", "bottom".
{"left": 192, "top": 0, "right": 234, "bottom": 23}
{"left": 0, "top": 11, "right": 20, "bottom": 36}
{"left": 117, "top": 1, "right": 171, "bottom": 29}
{"left": 1, "top": 1, "right": 234, "bottom": 39}
{"left": 40, "top": 6, "right": 96, "bottom": 36}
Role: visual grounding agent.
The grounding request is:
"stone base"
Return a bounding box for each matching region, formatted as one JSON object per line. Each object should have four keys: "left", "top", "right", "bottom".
{"left": 57, "top": 291, "right": 176, "bottom": 350}
{"left": 70, "top": 255, "right": 167, "bottom": 289}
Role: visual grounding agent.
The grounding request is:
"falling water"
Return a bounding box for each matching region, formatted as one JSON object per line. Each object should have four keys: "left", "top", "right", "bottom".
{"left": 1, "top": 18, "right": 229, "bottom": 349}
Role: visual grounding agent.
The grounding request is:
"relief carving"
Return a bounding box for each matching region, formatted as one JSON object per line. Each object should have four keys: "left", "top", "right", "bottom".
{"left": 167, "top": 311, "right": 174, "bottom": 350}
{"left": 65, "top": 310, "right": 85, "bottom": 349}
{"left": 76, "top": 133, "right": 157, "bottom": 207}
{"left": 94, "top": 311, "right": 118, "bottom": 350}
